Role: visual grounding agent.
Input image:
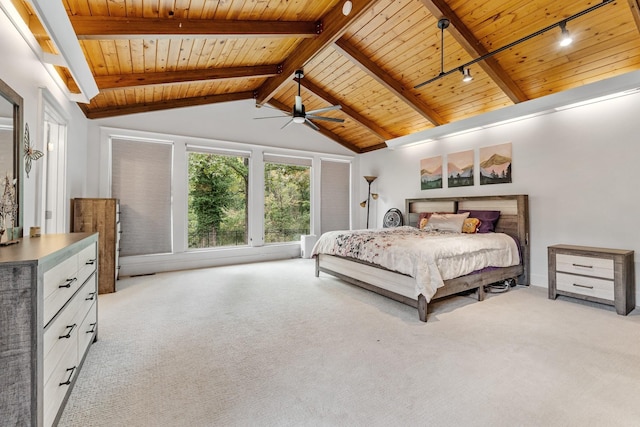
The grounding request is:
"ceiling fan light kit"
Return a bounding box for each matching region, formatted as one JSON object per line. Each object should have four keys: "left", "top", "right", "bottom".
{"left": 414, "top": 0, "right": 614, "bottom": 90}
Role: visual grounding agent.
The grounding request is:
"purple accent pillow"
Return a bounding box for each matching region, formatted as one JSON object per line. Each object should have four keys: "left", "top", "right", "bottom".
{"left": 457, "top": 210, "right": 500, "bottom": 233}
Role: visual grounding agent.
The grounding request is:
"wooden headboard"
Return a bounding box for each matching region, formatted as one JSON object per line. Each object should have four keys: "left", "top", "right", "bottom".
{"left": 405, "top": 194, "right": 530, "bottom": 285}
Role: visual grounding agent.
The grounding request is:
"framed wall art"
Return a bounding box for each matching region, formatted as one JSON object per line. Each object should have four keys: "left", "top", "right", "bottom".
{"left": 479, "top": 142, "right": 512, "bottom": 185}
{"left": 447, "top": 150, "right": 474, "bottom": 188}
{"left": 420, "top": 155, "right": 442, "bottom": 190}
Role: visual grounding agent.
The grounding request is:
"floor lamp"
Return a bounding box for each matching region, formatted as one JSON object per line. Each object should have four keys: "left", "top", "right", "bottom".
{"left": 360, "top": 175, "right": 378, "bottom": 228}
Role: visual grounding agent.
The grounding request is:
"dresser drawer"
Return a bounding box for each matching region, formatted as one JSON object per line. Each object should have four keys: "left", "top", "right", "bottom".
{"left": 77, "top": 274, "right": 97, "bottom": 324}
{"left": 77, "top": 243, "right": 98, "bottom": 285}
{"left": 43, "top": 287, "right": 83, "bottom": 385}
{"left": 556, "top": 253, "right": 614, "bottom": 279}
{"left": 556, "top": 272, "right": 614, "bottom": 301}
{"left": 43, "top": 254, "right": 79, "bottom": 326}
{"left": 78, "top": 300, "right": 97, "bottom": 360}
{"left": 43, "top": 338, "right": 79, "bottom": 427}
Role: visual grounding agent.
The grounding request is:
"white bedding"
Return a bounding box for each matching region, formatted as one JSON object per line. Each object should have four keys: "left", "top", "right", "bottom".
{"left": 312, "top": 226, "right": 520, "bottom": 301}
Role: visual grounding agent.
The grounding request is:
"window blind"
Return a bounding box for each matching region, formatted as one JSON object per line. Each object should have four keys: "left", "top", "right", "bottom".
{"left": 320, "top": 160, "right": 350, "bottom": 233}
{"left": 187, "top": 144, "right": 250, "bottom": 158}
{"left": 112, "top": 138, "right": 173, "bottom": 256}
{"left": 263, "top": 153, "right": 312, "bottom": 167}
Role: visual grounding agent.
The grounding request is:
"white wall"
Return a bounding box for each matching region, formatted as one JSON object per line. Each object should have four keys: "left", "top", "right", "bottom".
{"left": 0, "top": 7, "right": 89, "bottom": 233}
{"left": 358, "top": 90, "right": 640, "bottom": 299}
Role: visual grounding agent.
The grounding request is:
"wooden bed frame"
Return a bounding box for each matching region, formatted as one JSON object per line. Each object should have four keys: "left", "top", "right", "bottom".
{"left": 315, "top": 195, "right": 530, "bottom": 322}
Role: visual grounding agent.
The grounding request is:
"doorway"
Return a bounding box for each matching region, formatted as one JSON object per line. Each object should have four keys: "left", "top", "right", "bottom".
{"left": 42, "top": 103, "right": 67, "bottom": 234}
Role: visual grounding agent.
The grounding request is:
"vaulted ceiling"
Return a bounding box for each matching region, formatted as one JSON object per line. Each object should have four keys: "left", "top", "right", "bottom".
{"left": 13, "top": 0, "right": 640, "bottom": 153}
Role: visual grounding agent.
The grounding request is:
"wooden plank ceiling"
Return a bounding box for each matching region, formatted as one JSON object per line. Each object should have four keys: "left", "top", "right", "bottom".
{"left": 18, "top": 0, "right": 640, "bottom": 152}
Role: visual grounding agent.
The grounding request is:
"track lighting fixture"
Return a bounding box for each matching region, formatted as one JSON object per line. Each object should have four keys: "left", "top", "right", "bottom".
{"left": 414, "top": 0, "right": 614, "bottom": 90}
{"left": 461, "top": 67, "right": 473, "bottom": 82}
{"left": 559, "top": 21, "right": 573, "bottom": 47}
{"left": 342, "top": 1, "right": 352, "bottom": 16}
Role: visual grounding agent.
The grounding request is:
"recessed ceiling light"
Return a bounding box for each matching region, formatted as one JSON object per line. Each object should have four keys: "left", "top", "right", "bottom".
{"left": 342, "top": 1, "right": 353, "bottom": 16}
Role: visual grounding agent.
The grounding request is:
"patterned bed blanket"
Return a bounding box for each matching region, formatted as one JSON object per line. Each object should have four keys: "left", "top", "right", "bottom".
{"left": 312, "top": 226, "right": 520, "bottom": 301}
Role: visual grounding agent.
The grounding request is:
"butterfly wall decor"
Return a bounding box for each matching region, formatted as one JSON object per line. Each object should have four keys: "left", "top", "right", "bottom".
{"left": 23, "top": 123, "right": 43, "bottom": 178}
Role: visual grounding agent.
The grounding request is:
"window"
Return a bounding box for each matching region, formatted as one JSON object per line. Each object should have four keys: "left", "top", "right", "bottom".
{"left": 187, "top": 148, "right": 249, "bottom": 249}
{"left": 112, "top": 138, "right": 172, "bottom": 256}
{"left": 264, "top": 154, "right": 311, "bottom": 243}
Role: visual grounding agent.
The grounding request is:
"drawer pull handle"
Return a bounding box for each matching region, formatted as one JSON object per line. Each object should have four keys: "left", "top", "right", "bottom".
{"left": 59, "top": 366, "right": 77, "bottom": 386}
{"left": 573, "top": 283, "right": 594, "bottom": 290}
{"left": 572, "top": 263, "right": 593, "bottom": 269}
{"left": 86, "top": 292, "right": 96, "bottom": 301}
{"left": 85, "top": 259, "right": 96, "bottom": 265}
{"left": 59, "top": 323, "right": 77, "bottom": 339}
{"left": 87, "top": 322, "right": 97, "bottom": 334}
{"left": 59, "top": 277, "right": 77, "bottom": 288}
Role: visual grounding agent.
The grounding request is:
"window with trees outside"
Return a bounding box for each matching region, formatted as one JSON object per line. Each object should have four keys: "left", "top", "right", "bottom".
{"left": 188, "top": 148, "right": 249, "bottom": 249}
{"left": 264, "top": 155, "right": 311, "bottom": 243}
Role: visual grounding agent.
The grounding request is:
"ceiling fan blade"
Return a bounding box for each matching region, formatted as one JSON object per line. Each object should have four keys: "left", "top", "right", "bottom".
{"left": 281, "top": 119, "right": 294, "bottom": 129}
{"left": 307, "top": 104, "right": 342, "bottom": 115}
{"left": 262, "top": 104, "right": 291, "bottom": 114}
{"left": 307, "top": 115, "right": 345, "bottom": 123}
{"left": 304, "top": 118, "right": 320, "bottom": 131}
{"left": 254, "top": 116, "right": 290, "bottom": 120}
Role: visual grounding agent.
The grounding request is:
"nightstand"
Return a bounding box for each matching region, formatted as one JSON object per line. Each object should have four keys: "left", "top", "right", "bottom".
{"left": 548, "top": 244, "right": 635, "bottom": 315}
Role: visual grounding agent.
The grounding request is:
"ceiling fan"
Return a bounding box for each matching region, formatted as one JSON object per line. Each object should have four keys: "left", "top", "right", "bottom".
{"left": 257, "top": 69, "right": 344, "bottom": 131}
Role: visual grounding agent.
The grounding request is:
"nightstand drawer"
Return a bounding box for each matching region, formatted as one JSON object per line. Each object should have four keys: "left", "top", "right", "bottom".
{"left": 556, "top": 272, "right": 614, "bottom": 301}
{"left": 556, "top": 253, "right": 614, "bottom": 279}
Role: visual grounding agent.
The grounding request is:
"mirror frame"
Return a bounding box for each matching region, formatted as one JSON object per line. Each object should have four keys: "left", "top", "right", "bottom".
{"left": 0, "top": 77, "right": 24, "bottom": 233}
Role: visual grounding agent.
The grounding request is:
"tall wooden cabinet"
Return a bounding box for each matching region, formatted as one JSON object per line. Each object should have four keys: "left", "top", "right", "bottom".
{"left": 72, "top": 198, "right": 121, "bottom": 294}
{"left": 0, "top": 233, "right": 98, "bottom": 426}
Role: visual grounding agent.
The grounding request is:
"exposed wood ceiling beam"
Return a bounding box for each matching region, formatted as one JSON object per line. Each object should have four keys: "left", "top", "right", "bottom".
{"left": 95, "top": 65, "right": 281, "bottom": 90}
{"left": 69, "top": 16, "right": 321, "bottom": 39}
{"left": 418, "top": 0, "right": 528, "bottom": 103}
{"left": 266, "top": 98, "right": 361, "bottom": 153}
{"left": 359, "top": 142, "right": 388, "bottom": 153}
{"left": 297, "top": 77, "right": 393, "bottom": 142}
{"left": 255, "top": 0, "right": 382, "bottom": 106}
{"left": 82, "top": 91, "right": 255, "bottom": 119}
{"left": 628, "top": 0, "right": 640, "bottom": 33}
{"left": 333, "top": 38, "right": 446, "bottom": 126}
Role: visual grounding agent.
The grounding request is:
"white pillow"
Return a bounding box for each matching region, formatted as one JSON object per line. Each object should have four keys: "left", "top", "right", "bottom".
{"left": 423, "top": 212, "right": 469, "bottom": 233}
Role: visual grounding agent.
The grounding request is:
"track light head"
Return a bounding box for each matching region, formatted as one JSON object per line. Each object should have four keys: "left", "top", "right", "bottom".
{"left": 461, "top": 67, "right": 473, "bottom": 82}
{"left": 559, "top": 21, "right": 573, "bottom": 47}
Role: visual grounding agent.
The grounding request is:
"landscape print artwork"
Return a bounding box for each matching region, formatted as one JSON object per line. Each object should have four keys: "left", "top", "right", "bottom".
{"left": 420, "top": 155, "right": 443, "bottom": 190}
{"left": 480, "top": 142, "right": 512, "bottom": 185}
{"left": 447, "top": 150, "right": 474, "bottom": 188}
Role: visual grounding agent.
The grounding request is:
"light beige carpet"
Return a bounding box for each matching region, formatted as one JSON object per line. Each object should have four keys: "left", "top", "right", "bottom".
{"left": 59, "top": 258, "right": 640, "bottom": 427}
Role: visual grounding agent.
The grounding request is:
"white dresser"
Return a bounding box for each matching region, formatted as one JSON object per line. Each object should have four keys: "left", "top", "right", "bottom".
{"left": 0, "top": 233, "right": 98, "bottom": 426}
{"left": 548, "top": 244, "right": 635, "bottom": 315}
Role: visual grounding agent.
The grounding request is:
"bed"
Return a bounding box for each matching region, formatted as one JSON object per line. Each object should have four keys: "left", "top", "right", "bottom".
{"left": 313, "top": 195, "right": 529, "bottom": 322}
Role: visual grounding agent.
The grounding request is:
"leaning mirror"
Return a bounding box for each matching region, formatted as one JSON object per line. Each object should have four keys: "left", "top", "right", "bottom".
{"left": 0, "top": 77, "right": 23, "bottom": 243}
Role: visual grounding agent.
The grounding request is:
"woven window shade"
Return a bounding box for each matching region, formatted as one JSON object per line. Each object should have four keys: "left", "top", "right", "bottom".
{"left": 112, "top": 139, "right": 173, "bottom": 256}
{"left": 320, "top": 160, "right": 350, "bottom": 233}
{"left": 263, "top": 153, "right": 312, "bottom": 167}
